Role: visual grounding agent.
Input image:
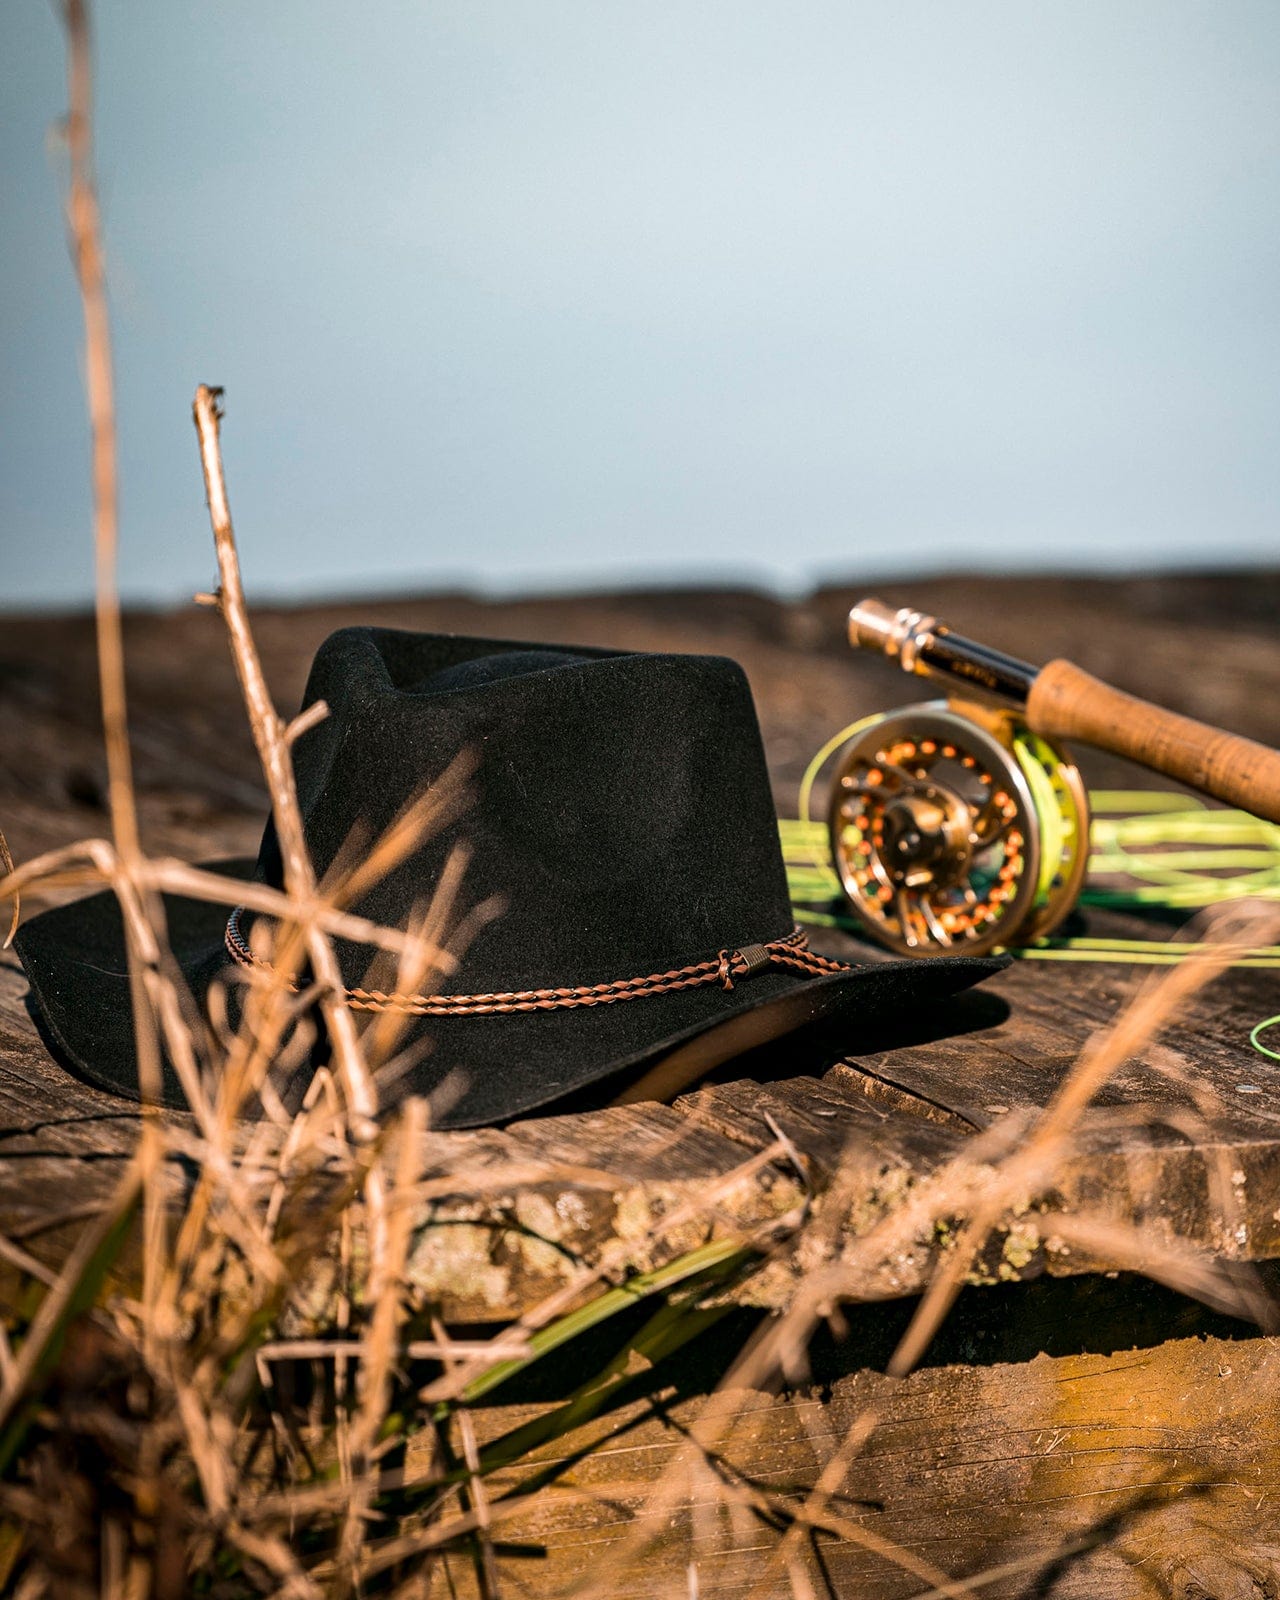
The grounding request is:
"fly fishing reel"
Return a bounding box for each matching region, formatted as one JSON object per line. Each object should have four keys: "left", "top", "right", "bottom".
{"left": 828, "top": 598, "right": 1280, "bottom": 958}
{"left": 828, "top": 702, "right": 1088, "bottom": 956}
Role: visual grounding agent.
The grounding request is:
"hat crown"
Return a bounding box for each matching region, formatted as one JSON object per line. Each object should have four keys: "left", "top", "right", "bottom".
{"left": 262, "top": 628, "right": 794, "bottom": 994}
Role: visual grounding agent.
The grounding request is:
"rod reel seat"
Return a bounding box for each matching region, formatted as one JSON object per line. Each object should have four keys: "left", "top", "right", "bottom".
{"left": 826, "top": 598, "right": 1280, "bottom": 958}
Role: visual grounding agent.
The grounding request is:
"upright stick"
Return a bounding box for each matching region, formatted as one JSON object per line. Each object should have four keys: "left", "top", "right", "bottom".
{"left": 191, "top": 385, "right": 378, "bottom": 1135}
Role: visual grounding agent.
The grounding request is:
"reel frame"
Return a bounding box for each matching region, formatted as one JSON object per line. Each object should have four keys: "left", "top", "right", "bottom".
{"left": 827, "top": 699, "right": 1089, "bottom": 957}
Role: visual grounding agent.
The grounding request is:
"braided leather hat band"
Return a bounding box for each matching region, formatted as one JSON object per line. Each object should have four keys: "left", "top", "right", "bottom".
{"left": 224, "top": 906, "right": 848, "bottom": 1018}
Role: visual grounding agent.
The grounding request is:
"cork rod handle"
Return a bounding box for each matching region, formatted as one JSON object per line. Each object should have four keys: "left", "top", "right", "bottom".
{"left": 1028, "top": 660, "right": 1280, "bottom": 825}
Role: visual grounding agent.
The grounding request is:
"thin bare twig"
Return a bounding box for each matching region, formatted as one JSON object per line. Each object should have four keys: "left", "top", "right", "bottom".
{"left": 192, "top": 382, "right": 379, "bottom": 1137}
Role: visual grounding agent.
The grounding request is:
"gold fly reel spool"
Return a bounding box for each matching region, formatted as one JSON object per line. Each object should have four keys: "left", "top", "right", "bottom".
{"left": 827, "top": 702, "right": 1089, "bottom": 957}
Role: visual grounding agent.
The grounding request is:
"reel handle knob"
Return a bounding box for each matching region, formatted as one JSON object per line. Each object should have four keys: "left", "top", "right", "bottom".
{"left": 1029, "top": 660, "right": 1280, "bottom": 825}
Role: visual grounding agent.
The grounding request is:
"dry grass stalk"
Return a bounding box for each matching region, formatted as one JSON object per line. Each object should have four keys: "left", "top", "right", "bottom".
{"left": 336, "top": 1098, "right": 427, "bottom": 1591}
{"left": 61, "top": 0, "right": 136, "bottom": 867}
{"left": 429, "top": 1312, "right": 501, "bottom": 1600}
{"left": 0, "top": 845, "right": 455, "bottom": 973}
{"left": 60, "top": 0, "right": 173, "bottom": 1373}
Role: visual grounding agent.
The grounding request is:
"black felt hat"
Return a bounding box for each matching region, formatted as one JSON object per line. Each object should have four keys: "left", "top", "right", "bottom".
{"left": 16, "top": 628, "right": 1005, "bottom": 1128}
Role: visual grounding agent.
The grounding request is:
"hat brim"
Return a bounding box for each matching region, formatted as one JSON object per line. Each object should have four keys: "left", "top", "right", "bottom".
{"left": 14, "top": 862, "right": 1008, "bottom": 1129}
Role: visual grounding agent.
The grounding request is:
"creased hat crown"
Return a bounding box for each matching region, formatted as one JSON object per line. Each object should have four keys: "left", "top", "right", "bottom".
{"left": 259, "top": 627, "right": 795, "bottom": 995}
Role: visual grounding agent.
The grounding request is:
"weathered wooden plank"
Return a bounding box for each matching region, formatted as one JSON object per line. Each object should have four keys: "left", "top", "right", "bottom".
{"left": 430, "top": 1329, "right": 1280, "bottom": 1598}
{"left": 825, "top": 935, "right": 1280, "bottom": 1137}
{"left": 394, "top": 1104, "right": 806, "bottom": 1324}
{"left": 677, "top": 1073, "right": 965, "bottom": 1173}
{"left": 673, "top": 1065, "right": 1280, "bottom": 1300}
{"left": 3, "top": 578, "right": 1279, "bottom": 1318}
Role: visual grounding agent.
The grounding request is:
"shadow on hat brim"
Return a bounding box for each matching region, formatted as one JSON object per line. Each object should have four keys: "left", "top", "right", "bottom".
{"left": 14, "top": 861, "right": 1009, "bottom": 1130}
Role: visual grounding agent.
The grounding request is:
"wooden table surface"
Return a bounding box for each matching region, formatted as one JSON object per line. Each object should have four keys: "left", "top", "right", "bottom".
{"left": 2, "top": 572, "right": 1278, "bottom": 1321}
{"left": 5, "top": 574, "right": 1280, "bottom": 1597}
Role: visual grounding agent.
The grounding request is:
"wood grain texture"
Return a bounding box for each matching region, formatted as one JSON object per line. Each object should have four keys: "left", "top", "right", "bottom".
{"left": 427, "top": 1329, "right": 1280, "bottom": 1598}
{"left": 1029, "top": 658, "right": 1280, "bottom": 822}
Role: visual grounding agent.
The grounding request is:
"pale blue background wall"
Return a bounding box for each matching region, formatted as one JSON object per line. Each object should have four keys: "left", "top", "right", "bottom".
{"left": 3, "top": 2, "right": 1279, "bottom": 608}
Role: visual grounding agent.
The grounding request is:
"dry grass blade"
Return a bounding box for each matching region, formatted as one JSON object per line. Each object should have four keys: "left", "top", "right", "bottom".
{"left": 60, "top": 0, "right": 137, "bottom": 866}
{"left": 416, "top": 1137, "right": 792, "bottom": 1406}
{"left": 0, "top": 845, "right": 453, "bottom": 976}
{"left": 0, "top": 826, "right": 18, "bottom": 950}
{"left": 335, "top": 1099, "right": 427, "bottom": 1593}
{"left": 0, "top": 1155, "right": 144, "bottom": 1440}
{"left": 0, "top": 1238, "right": 58, "bottom": 1292}
{"left": 432, "top": 1313, "right": 502, "bottom": 1600}
{"left": 555, "top": 909, "right": 1280, "bottom": 1600}
{"left": 1042, "top": 1213, "right": 1274, "bottom": 1326}
{"left": 360, "top": 843, "right": 472, "bottom": 1070}
{"left": 257, "top": 1338, "right": 533, "bottom": 1364}
{"left": 322, "top": 768, "right": 478, "bottom": 917}
{"left": 154, "top": 859, "right": 451, "bottom": 967}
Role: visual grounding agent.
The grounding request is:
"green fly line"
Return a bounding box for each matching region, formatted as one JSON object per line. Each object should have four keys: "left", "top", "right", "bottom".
{"left": 1252, "top": 1015, "right": 1280, "bottom": 1062}
{"left": 786, "top": 733, "right": 1280, "bottom": 1059}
